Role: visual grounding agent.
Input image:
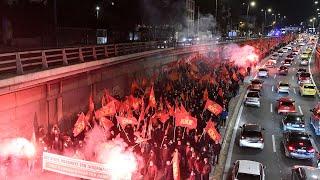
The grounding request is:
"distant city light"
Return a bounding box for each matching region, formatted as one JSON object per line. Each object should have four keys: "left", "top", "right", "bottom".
{"left": 315, "top": 1, "right": 319, "bottom": 5}
{"left": 267, "top": 8, "right": 272, "bottom": 12}
{"left": 96, "top": 6, "right": 100, "bottom": 11}
{"left": 250, "top": 1, "right": 256, "bottom": 7}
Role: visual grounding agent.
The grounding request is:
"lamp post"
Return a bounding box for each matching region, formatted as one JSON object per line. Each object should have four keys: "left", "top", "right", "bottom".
{"left": 246, "top": 1, "right": 256, "bottom": 19}
{"left": 96, "top": 6, "right": 100, "bottom": 19}
{"left": 261, "top": 8, "right": 272, "bottom": 35}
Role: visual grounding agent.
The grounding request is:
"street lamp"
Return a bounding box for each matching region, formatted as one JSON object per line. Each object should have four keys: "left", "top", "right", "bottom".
{"left": 246, "top": 1, "right": 256, "bottom": 18}
{"left": 96, "top": 6, "right": 100, "bottom": 19}
{"left": 267, "top": 8, "right": 272, "bottom": 13}
{"left": 315, "top": 1, "right": 319, "bottom": 5}
{"left": 317, "top": 8, "right": 320, "bottom": 11}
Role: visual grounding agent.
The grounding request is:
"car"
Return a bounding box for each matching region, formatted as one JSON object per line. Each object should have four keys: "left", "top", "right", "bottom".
{"left": 299, "top": 42, "right": 306, "bottom": 46}
{"left": 298, "top": 72, "right": 311, "bottom": 84}
{"left": 282, "top": 47, "right": 289, "bottom": 53}
{"left": 292, "top": 49, "right": 299, "bottom": 55}
{"left": 279, "top": 66, "right": 289, "bottom": 75}
{"left": 232, "top": 160, "right": 265, "bottom": 180}
{"left": 278, "top": 50, "right": 284, "bottom": 57}
{"left": 282, "top": 114, "right": 306, "bottom": 132}
{"left": 296, "top": 68, "right": 307, "bottom": 77}
{"left": 299, "top": 83, "right": 317, "bottom": 97}
{"left": 248, "top": 79, "right": 264, "bottom": 92}
{"left": 257, "top": 68, "right": 269, "bottom": 78}
{"left": 305, "top": 47, "right": 312, "bottom": 54}
{"left": 277, "top": 81, "right": 290, "bottom": 93}
{"left": 283, "top": 131, "right": 315, "bottom": 160}
{"left": 301, "top": 52, "right": 309, "bottom": 59}
{"left": 239, "top": 124, "right": 264, "bottom": 149}
{"left": 287, "top": 46, "right": 293, "bottom": 51}
{"left": 277, "top": 97, "right": 296, "bottom": 114}
{"left": 266, "top": 60, "right": 276, "bottom": 68}
{"left": 283, "top": 59, "right": 293, "bottom": 66}
{"left": 270, "top": 54, "right": 278, "bottom": 60}
{"left": 291, "top": 165, "right": 320, "bottom": 180}
{"left": 300, "top": 59, "right": 309, "bottom": 66}
{"left": 244, "top": 91, "right": 261, "bottom": 107}
{"left": 287, "top": 54, "right": 294, "bottom": 61}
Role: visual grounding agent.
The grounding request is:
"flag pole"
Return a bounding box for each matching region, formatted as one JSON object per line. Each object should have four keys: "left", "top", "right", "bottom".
{"left": 182, "top": 127, "right": 186, "bottom": 139}
{"left": 173, "top": 117, "right": 176, "bottom": 142}
{"left": 120, "top": 125, "right": 131, "bottom": 143}
{"left": 199, "top": 130, "right": 205, "bottom": 141}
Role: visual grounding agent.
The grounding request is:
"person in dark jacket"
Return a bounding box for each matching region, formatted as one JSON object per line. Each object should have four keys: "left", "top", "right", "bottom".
{"left": 201, "top": 158, "right": 211, "bottom": 180}
{"left": 145, "top": 160, "right": 158, "bottom": 180}
{"left": 164, "top": 160, "right": 173, "bottom": 180}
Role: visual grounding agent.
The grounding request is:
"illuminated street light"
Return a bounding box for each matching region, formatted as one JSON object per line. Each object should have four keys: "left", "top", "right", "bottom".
{"left": 250, "top": 1, "right": 256, "bottom": 7}
{"left": 267, "top": 8, "right": 272, "bottom": 13}
{"left": 317, "top": 8, "right": 320, "bottom": 11}
{"left": 315, "top": 1, "right": 319, "bottom": 5}
{"left": 96, "top": 6, "right": 100, "bottom": 19}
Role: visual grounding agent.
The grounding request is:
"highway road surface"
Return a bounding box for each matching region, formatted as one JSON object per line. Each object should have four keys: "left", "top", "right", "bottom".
{"left": 224, "top": 36, "right": 319, "bottom": 180}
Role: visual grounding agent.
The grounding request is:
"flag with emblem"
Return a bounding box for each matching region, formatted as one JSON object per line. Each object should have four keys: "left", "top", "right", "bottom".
{"left": 204, "top": 99, "right": 223, "bottom": 116}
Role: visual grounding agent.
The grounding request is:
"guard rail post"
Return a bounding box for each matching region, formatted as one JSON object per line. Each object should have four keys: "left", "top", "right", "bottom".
{"left": 62, "top": 49, "right": 68, "bottom": 65}
{"left": 41, "top": 51, "right": 48, "bottom": 69}
{"left": 92, "top": 46, "right": 97, "bottom": 60}
{"left": 79, "top": 47, "right": 84, "bottom": 62}
{"left": 104, "top": 45, "right": 108, "bottom": 58}
{"left": 15, "top": 52, "right": 24, "bottom": 74}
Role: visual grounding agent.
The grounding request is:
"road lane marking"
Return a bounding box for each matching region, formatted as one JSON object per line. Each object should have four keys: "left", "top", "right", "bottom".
{"left": 272, "top": 86, "right": 274, "bottom": 92}
{"left": 293, "top": 88, "right": 296, "bottom": 94}
{"left": 298, "top": 105, "right": 303, "bottom": 115}
{"left": 270, "top": 103, "right": 273, "bottom": 113}
{"left": 225, "top": 105, "right": 244, "bottom": 176}
{"left": 292, "top": 76, "right": 294, "bottom": 80}
{"left": 308, "top": 41, "right": 320, "bottom": 98}
{"left": 274, "top": 74, "right": 277, "bottom": 79}
{"left": 272, "top": 135, "right": 276, "bottom": 153}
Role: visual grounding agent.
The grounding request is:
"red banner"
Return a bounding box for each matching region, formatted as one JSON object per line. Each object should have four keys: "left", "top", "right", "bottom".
{"left": 205, "top": 121, "right": 221, "bottom": 142}
{"left": 157, "top": 112, "right": 170, "bottom": 124}
{"left": 175, "top": 114, "right": 197, "bottom": 129}
{"left": 204, "top": 99, "right": 223, "bottom": 116}
{"left": 73, "top": 112, "right": 86, "bottom": 137}
{"left": 116, "top": 116, "right": 138, "bottom": 129}
{"left": 99, "top": 117, "right": 114, "bottom": 130}
{"left": 95, "top": 101, "right": 116, "bottom": 119}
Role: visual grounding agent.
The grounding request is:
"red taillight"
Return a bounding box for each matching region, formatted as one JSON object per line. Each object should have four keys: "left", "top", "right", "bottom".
{"left": 288, "top": 146, "right": 295, "bottom": 151}
{"left": 299, "top": 142, "right": 304, "bottom": 146}
{"left": 308, "top": 148, "right": 315, "bottom": 153}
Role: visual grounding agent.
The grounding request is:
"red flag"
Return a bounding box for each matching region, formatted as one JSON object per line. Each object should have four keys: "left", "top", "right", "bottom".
{"left": 205, "top": 121, "right": 221, "bottom": 142}
{"left": 101, "top": 95, "right": 106, "bottom": 107}
{"left": 95, "top": 101, "right": 116, "bottom": 119}
{"left": 138, "top": 107, "right": 145, "bottom": 123}
{"left": 116, "top": 116, "right": 138, "bottom": 129}
{"left": 232, "top": 72, "right": 239, "bottom": 81}
{"left": 149, "top": 86, "right": 156, "bottom": 108}
{"left": 172, "top": 152, "right": 181, "bottom": 180}
{"left": 204, "top": 99, "right": 223, "bottom": 116}
{"left": 158, "top": 112, "right": 170, "bottom": 124}
{"left": 218, "top": 88, "right": 224, "bottom": 98}
{"left": 239, "top": 68, "right": 246, "bottom": 76}
{"left": 89, "top": 94, "right": 94, "bottom": 112}
{"left": 129, "top": 95, "right": 141, "bottom": 110}
{"left": 180, "top": 104, "right": 188, "bottom": 114}
{"left": 99, "top": 117, "right": 114, "bottom": 130}
{"left": 203, "top": 88, "right": 209, "bottom": 101}
{"left": 73, "top": 112, "right": 86, "bottom": 137}
{"left": 175, "top": 114, "right": 197, "bottom": 129}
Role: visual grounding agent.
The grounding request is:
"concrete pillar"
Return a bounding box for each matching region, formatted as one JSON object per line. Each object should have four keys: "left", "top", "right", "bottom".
{"left": 92, "top": 46, "right": 97, "bottom": 60}
{"left": 104, "top": 45, "right": 109, "bottom": 57}
{"left": 41, "top": 51, "right": 49, "bottom": 69}
{"left": 15, "top": 52, "right": 24, "bottom": 74}
{"left": 79, "top": 48, "right": 84, "bottom": 62}
{"left": 62, "top": 49, "right": 68, "bottom": 65}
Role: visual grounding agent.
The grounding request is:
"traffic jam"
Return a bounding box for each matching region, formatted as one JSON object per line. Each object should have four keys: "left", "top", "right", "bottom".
{"left": 227, "top": 34, "right": 320, "bottom": 180}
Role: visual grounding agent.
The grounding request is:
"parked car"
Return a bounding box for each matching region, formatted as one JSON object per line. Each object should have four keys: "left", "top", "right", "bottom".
{"left": 232, "top": 160, "right": 265, "bottom": 180}
{"left": 283, "top": 131, "right": 315, "bottom": 160}
{"left": 282, "top": 114, "right": 305, "bottom": 132}
{"left": 277, "top": 81, "right": 290, "bottom": 93}
{"left": 277, "top": 97, "right": 296, "bottom": 114}
{"left": 239, "top": 124, "right": 264, "bottom": 149}
{"left": 244, "top": 91, "right": 261, "bottom": 107}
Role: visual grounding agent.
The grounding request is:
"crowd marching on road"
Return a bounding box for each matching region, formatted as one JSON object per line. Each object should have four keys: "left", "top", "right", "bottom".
{"left": 226, "top": 33, "right": 320, "bottom": 180}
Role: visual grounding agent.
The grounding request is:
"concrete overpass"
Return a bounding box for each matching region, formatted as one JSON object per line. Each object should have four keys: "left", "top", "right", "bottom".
{"left": 0, "top": 37, "right": 292, "bottom": 139}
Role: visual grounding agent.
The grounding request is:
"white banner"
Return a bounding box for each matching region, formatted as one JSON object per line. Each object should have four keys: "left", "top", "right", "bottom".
{"left": 42, "top": 152, "right": 112, "bottom": 180}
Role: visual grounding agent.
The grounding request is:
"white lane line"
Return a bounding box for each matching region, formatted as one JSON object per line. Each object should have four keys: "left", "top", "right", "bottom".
{"left": 274, "top": 74, "right": 277, "bottom": 79}
{"left": 293, "top": 88, "right": 296, "bottom": 94}
{"left": 272, "top": 135, "right": 276, "bottom": 153}
{"left": 270, "top": 103, "right": 273, "bottom": 113}
{"left": 272, "top": 86, "right": 274, "bottom": 92}
{"left": 308, "top": 41, "right": 320, "bottom": 98}
{"left": 225, "top": 105, "right": 244, "bottom": 176}
{"left": 292, "top": 76, "right": 294, "bottom": 80}
{"left": 298, "top": 105, "right": 303, "bottom": 115}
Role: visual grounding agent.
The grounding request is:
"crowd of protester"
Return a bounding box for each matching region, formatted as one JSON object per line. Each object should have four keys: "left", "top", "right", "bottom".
{"left": 32, "top": 53, "right": 247, "bottom": 180}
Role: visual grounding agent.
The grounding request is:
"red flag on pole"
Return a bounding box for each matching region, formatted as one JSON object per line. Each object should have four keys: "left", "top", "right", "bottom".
{"left": 99, "top": 117, "right": 114, "bottom": 130}
{"left": 73, "top": 112, "right": 86, "bottom": 137}
{"left": 95, "top": 101, "right": 117, "bottom": 119}
{"left": 175, "top": 114, "right": 197, "bottom": 129}
{"left": 203, "top": 88, "right": 209, "bottom": 101}
{"left": 149, "top": 86, "right": 156, "bottom": 108}
{"left": 172, "top": 152, "right": 181, "bottom": 180}
{"left": 116, "top": 116, "right": 138, "bottom": 129}
{"left": 218, "top": 88, "right": 224, "bottom": 98}
{"left": 204, "top": 99, "right": 223, "bottom": 116}
{"left": 157, "top": 111, "right": 170, "bottom": 124}
{"left": 129, "top": 95, "right": 141, "bottom": 110}
{"left": 205, "top": 121, "right": 221, "bottom": 142}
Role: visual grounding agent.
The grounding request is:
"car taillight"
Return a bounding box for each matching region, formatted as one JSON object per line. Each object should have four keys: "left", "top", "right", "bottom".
{"left": 288, "top": 146, "right": 295, "bottom": 151}
{"left": 260, "top": 138, "right": 264, "bottom": 142}
{"left": 308, "top": 148, "right": 315, "bottom": 153}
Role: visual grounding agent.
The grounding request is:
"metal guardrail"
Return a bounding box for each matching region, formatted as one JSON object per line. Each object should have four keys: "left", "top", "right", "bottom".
{"left": 0, "top": 35, "right": 293, "bottom": 77}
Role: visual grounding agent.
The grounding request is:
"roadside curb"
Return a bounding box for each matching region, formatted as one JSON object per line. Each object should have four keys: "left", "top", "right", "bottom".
{"left": 211, "top": 84, "right": 248, "bottom": 180}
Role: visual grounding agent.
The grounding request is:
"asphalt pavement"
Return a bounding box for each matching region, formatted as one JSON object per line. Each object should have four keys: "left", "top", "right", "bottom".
{"left": 224, "top": 40, "right": 320, "bottom": 180}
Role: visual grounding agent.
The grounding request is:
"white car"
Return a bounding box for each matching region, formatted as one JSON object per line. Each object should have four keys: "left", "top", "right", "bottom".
{"left": 286, "top": 46, "right": 292, "bottom": 51}
{"left": 239, "top": 124, "right": 264, "bottom": 149}
{"left": 270, "top": 54, "right": 278, "bottom": 60}
{"left": 277, "top": 82, "right": 290, "bottom": 93}
{"left": 278, "top": 50, "right": 284, "bottom": 57}
{"left": 244, "top": 91, "right": 261, "bottom": 107}
{"left": 283, "top": 59, "right": 292, "bottom": 67}
{"left": 282, "top": 47, "right": 288, "bottom": 53}
{"left": 300, "top": 59, "right": 309, "bottom": 66}
{"left": 257, "top": 68, "right": 269, "bottom": 78}
{"left": 232, "top": 160, "right": 265, "bottom": 180}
